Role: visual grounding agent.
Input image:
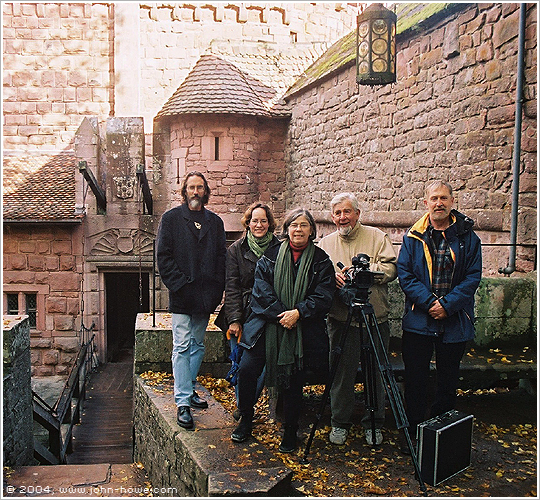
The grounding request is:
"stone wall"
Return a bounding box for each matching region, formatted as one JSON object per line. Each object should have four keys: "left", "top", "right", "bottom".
{"left": 2, "top": 2, "right": 357, "bottom": 153}
{"left": 3, "top": 225, "right": 83, "bottom": 376}
{"left": 134, "top": 313, "right": 230, "bottom": 378}
{"left": 133, "top": 376, "right": 293, "bottom": 496}
{"left": 284, "top": 3, "right": 537, "bottom": 275}
{"left": 133, "top": 2, "right": 356, "bottom": 136}
{"left": 2, "top": 2, "right": 113, "bottom": 152}
{"left": 3, "top": 316, "right": 34, "bottom": 466}
{"left": 153, "top": 114, "right": 289, "bottom": 227}
{"left": 387, "top": 274, "right": 537, "bottom": 348}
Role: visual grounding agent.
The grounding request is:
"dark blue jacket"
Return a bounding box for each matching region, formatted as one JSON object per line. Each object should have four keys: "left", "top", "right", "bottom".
{"left": 157, "top": 204, "right": 226, "bottom": 314}
{"left": 240, "top": 243, "right": 335, "bottom": 372}
{"left": 397, "top": 210, "right": 482, "bottom": 343}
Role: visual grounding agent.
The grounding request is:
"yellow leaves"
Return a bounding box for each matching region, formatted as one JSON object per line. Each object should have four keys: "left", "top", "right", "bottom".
{"left": 363, "top": 480, "right": 386, "bottom": 495}
{"left": 140, "top": 371, "right": 173, "bottom": 385}
{"left": 296, "top": 484, "right": 308, "bottom": 494}
{"left": 207, "top": 313, "right": 221, "bottom": 331}
{"left": 457, "top": 387, "right": 509, "bottom": 396}
{"left": 208, "top": 444, "right": 216, "bottom": 449}
{"left": 194, "top": 374, "right": 536, "bottom": 497}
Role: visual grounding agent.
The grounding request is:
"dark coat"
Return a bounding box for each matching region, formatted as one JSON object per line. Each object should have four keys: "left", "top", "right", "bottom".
{"left": 220, "top": 233, "right": 281, "bottom": 328}
{"left": 156, "top": 204, "right": 226, "bottom": 314}
{"left": 240, "top": 243, "right": 335, "bottom": 374}
{"left": 397, "top": 209, "right": 482, "bottom": 343}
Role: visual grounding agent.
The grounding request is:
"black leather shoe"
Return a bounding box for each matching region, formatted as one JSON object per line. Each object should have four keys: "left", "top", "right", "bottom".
{"left": 231, "top": 417, "right": 252, "bottom": 443}
{"left": 190, "top": 390, "right": 208, "bottom": 409}
{"left": 177, "top": 406, "right": 194, "bottom": 429}
{"left": 399, "top": 432, "right": 416, "bottom": 455}
{"left": 278, "top": 425, "right": 298, "bottom": 453}
{"left": 400, "top": 439, "right": 411, "bottom": 455}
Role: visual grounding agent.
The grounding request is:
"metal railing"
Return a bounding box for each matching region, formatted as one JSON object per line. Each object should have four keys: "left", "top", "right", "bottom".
{"left": 32, "top": 325, "right": 98, "bottom": 465}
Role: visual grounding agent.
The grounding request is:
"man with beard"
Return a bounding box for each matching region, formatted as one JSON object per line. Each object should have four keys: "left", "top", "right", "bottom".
{"left": 157, "top": 171, "right": 226, "bottom": 429}
{"left": 318, "top": 192, "right": 397, "bottom": 447}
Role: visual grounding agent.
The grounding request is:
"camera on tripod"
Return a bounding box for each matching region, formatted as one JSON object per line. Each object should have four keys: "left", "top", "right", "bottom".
{"left": 338, "top": 253, "right": 384, "bottom": 304}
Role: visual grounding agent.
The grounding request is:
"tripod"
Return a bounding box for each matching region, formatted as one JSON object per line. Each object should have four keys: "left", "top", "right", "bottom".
{"left": 301, "top": 294, "right": 428, "bottom": 495}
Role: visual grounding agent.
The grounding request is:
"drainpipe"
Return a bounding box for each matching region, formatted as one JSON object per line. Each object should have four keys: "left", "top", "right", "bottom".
{"left": 499, "top": 4, "right": 527, "bottom": 276}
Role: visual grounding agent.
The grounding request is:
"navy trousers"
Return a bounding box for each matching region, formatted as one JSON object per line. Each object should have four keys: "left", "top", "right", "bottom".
{"left": 401, "top": 330, "right": 467, "bottom": 430}
{"left": 237, "top": 334, "right": 304, "bottom": 427}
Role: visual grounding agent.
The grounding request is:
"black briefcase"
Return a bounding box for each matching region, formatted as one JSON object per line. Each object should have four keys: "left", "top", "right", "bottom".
{"left": 417, "top": 410, "right": 473, "bottom": 486}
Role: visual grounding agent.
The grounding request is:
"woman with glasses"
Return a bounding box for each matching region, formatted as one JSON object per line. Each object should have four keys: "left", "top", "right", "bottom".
{"left": 216, "top": 202, "right": 281, "bottom": 419}
{"left": 231, "top": 208, "right": 335, "bottom": 453}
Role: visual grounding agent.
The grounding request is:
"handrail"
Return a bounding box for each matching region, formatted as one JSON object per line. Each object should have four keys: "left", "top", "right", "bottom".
{"left": 32, "top": 329, "right": 98, "bottom": 465}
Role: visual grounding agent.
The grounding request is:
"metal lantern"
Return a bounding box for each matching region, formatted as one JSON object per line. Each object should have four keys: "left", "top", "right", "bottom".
{"left": 356, "top": 3, "right": 397, "bottom": 85}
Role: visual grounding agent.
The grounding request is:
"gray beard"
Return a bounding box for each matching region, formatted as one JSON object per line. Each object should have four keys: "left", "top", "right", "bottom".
{"left": 188, "top": 197, "right": 203, "bottom": 210}
{"left": 338, "top": 225, "right": 353, "bottom": 236}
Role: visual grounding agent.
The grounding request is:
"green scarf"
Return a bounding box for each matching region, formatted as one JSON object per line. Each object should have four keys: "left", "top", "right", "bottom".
{"left": 246, "top": 230, "right": 274, "bottom": 258}
{"left": 265, "top": 240, "right": 315, "bottom": 389}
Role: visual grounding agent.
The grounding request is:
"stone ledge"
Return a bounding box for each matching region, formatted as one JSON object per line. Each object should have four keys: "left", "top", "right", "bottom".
{"left": 351, "top": 341, "right": 537, "bottom": 390}
{"left": 133, "top": 377, "right": 293, "bottom": 497}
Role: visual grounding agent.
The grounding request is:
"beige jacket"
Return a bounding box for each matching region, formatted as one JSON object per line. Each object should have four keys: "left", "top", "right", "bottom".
{"left": 318, "top": 222, "right": 397, "bottom": 323}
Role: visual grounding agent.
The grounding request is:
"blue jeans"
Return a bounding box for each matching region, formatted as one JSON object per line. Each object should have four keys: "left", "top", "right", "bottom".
{"left": 229, "top": 337, "right": 265, "bottom": 404}
{"left": 172, "top": 313, "right": 209, "bottom": 407}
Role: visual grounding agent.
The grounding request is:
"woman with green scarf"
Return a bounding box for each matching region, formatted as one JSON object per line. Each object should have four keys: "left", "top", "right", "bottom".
{"left": 216, "top": 202, "right": 281, "bottom": 418}
{"left": 231, "top": 208, "right": 335, "bottom": 453}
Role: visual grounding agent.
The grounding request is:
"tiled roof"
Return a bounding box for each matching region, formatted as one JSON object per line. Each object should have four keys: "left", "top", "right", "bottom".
{"left": 2, "top": 154, "right": 81, "bottom": 222}
{"left": 157, "top": 44, "right": 323, "bottom": 118}
{"left": 157, "top": 55, "right": 275, "bottom": 118}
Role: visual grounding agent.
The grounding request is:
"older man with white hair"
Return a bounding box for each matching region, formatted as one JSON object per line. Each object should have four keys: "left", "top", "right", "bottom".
{"left": 319, "top": 192, "right": 397, "bottom": 447}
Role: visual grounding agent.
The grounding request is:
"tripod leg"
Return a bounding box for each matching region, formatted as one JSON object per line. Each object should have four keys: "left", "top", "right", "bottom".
{"left": 301, "top": 309, "right": 355, "bottom": 463}
{"left": 358, "top": 306, "right": 428, "bottom": 495}
{"left": 359, "top": 322, "right": 378, "bottom": 445}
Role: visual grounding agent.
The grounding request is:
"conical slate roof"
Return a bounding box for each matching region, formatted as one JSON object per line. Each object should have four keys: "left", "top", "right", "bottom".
{"left": 156, "top": 54, "right": 283, "bottom": 118}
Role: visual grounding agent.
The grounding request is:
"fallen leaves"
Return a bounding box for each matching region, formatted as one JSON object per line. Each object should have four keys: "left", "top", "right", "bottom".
{"left": 193, "top": 374, "right": 537, "bottom": 497}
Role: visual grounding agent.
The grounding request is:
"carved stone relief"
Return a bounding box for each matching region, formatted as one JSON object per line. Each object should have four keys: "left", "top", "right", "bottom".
{"left": 113, "top": 176, "right": 136, "bottom": 199}
{"left": 89, "top": 229, "right": 155, "bottom": 255}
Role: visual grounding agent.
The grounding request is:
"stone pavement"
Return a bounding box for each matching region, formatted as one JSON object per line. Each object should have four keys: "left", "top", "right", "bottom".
{"left": 3, "top": 463, "right": 152, "bottom": 497}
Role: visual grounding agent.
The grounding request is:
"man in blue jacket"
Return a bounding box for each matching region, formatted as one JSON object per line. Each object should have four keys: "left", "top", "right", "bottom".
{"left": 157, "top": 171, "right": 226, "bottom": 429}
{"left": 397, "top": 180, "right": 481, "bottom": 453}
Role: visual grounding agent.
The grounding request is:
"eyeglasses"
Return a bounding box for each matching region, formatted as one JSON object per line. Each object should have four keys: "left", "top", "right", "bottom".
{"left": 250, "top": 219, "right": 268, "bottom": 226}
{"left": 289, "top": 223, "right": 310, "bottom": 230}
